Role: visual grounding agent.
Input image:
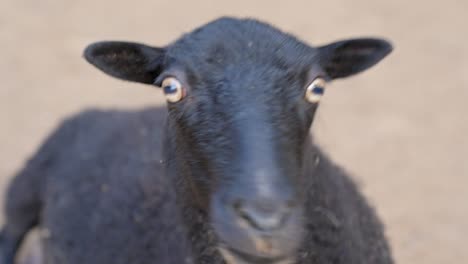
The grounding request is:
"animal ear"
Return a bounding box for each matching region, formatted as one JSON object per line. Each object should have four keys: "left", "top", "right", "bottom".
{"left": 83, "top": 41, "right": 165, "bottom": 84}
{"left": 317, "top": 38, "right": 392, "bottom": 79}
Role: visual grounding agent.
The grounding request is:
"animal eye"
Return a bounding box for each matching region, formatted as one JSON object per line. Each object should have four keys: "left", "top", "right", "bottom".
{"left": 305, "top": 77, "right": 326, "bottom": 103}
{"left": 161, "top": 77, "right": 186, "bottom": 103}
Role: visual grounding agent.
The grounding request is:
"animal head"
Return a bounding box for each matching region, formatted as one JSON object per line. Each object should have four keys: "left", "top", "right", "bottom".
{"left": 84, "top": 17, "right": 392, "bottom": 264}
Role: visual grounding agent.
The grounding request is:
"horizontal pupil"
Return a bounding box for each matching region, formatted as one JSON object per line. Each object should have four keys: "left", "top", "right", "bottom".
{"left": 164, "top": 85, "right": 178, "bottom": 94}
{"left": 312, "top": 86, "right": 324, "bottom": 95}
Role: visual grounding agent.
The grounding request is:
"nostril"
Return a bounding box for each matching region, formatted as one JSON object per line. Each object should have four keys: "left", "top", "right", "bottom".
{"left": 232, "top": 200, "right": 290, "bottom": 231}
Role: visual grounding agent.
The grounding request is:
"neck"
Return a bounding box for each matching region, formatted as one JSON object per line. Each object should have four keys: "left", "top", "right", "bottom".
{"left": 162, "top": 119, "right": 225, "bottom": 263}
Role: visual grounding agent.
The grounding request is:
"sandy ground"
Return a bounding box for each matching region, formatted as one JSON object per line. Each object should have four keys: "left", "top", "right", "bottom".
{"left": 0, "top": 0, "right": 467, "bottom": 263}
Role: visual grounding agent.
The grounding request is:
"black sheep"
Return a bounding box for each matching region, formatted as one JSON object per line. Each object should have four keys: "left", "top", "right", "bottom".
{"left": 0, "top": 17, "right": 393, "bottom": 264}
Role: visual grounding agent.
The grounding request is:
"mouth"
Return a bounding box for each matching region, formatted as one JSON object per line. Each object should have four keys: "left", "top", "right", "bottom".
{"left": 211, "top": 194, "right": 304, "bottom": 264}
{"left": 218, "top": 246, "right": 294, "bottom": 264}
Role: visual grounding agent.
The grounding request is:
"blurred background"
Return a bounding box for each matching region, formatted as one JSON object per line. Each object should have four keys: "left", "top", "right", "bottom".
{"left": 0, "top": 0, "right": 466, "bottom": 263}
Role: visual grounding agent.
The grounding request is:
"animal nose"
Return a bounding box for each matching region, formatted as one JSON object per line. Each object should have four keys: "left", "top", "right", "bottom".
{"left": 233, "top": 198, "right": 293, "bottom": 231}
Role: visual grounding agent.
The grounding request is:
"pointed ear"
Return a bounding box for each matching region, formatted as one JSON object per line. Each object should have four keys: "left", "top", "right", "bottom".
{"left": 83, "top": 41, "right": 165, "bottom": 84}
{"left": 318, "top": 38, "right": 393, "bottom": 79}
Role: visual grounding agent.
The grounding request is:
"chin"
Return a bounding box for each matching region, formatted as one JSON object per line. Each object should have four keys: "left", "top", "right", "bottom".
{"left": 218, "top": 246, "right": 296, "bottom": 264}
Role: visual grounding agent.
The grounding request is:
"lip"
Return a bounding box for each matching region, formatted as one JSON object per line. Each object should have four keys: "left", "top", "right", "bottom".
{"left": 211, "top": 194, "right": 304, "bottom": 264}
{"left": 219, "top": 245, "right": 293, "bottom": 264}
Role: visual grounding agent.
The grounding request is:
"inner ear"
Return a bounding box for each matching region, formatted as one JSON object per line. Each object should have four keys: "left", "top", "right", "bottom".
{"left": 84, "top": 41, "right": 165, "bottom": 84}
{"left": 318, "top": 38, "right": 393, "bottom": 79}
